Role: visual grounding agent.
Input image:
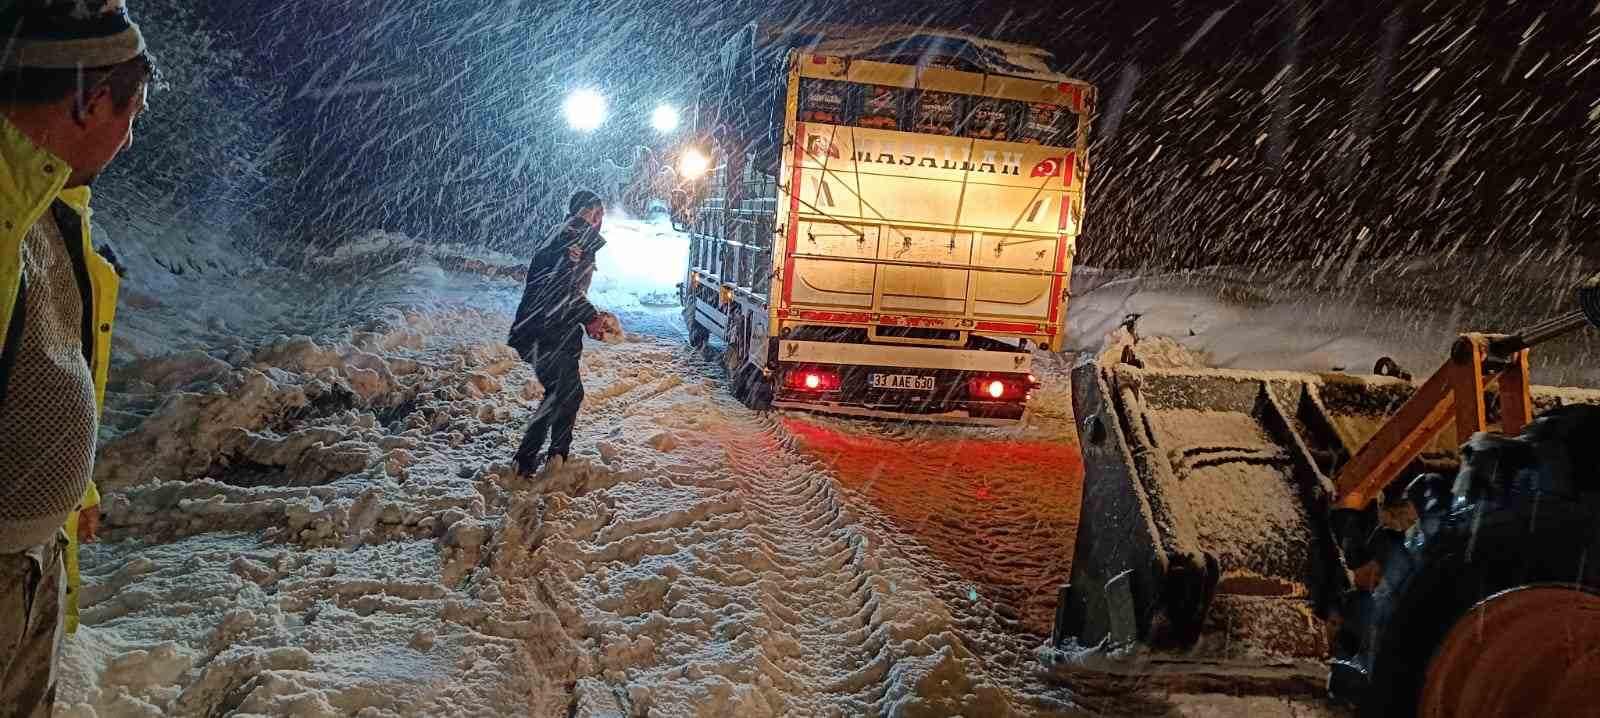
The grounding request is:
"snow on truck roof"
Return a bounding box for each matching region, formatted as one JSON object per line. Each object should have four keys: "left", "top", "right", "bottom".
{"left": 743, "top": 23, "right": 1083, "bottom": 85}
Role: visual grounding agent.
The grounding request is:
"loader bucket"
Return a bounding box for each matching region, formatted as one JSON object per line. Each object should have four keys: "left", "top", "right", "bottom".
{"left": 1050, "top": 351, "right": 1600, "bottom": 680}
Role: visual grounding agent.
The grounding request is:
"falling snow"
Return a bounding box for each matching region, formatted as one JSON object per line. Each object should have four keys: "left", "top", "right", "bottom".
{"left": 43, "top": 1, "right": 1599, "bottom": 716}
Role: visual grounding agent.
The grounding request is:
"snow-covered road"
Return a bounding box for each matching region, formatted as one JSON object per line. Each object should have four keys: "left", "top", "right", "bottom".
{"left": 58, "top": 216, "right": 1346, "bottom": 717}
{"left": 62, "top": 297, "right": 1055, "bottom": 716}
{"left": 61, "top": 305, "right": 1336, "bottom": 716}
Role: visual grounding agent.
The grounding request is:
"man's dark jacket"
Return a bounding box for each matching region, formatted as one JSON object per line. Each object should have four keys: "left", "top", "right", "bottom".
{"left": 508, "top": 216, "right": 604, "bottom": 357}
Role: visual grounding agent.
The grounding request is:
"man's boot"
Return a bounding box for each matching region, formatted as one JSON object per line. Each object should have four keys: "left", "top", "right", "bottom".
{"left": 511, "top": 454, "right": 542, "bottom": 479}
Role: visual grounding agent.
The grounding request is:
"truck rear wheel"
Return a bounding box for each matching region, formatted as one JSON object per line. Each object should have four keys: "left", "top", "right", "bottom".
{"left": 731, "top": 363, "right": 772, "bottom": 410}
{"left": 1330, "top": 404, "right": 1600, "bottom": 718}
{"left": 720, "top": 306, "right": 770, "bottom": 410}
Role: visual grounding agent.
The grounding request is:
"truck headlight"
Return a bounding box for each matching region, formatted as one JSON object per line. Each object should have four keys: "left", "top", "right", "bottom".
{"left": 679, "top": 148, "right": 710, "bottom": 180}
{"left": 652, "top": 105, "right": 680, "bottom": 133}
{"left": 563, "top": 89, "right": 607, "bottom": 131}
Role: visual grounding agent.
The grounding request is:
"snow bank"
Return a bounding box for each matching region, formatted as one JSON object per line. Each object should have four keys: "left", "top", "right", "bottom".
{"left": 1067, "top": 251, "right": 1600, "bottom": 389}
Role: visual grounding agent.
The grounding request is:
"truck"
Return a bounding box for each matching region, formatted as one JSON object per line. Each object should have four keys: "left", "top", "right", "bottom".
{"left": 673, "top": 25, "right": 1094, "bottom": 423}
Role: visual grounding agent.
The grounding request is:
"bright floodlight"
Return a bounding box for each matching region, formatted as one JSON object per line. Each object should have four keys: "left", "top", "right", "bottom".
{"left": 652, "top": 105, "right": 680, "bottom": 133}
{"left": 678, "top": 148, "right": 710, "bottom": 180}
{"left": 563, "top": 89, "right": 607, "bottom": 131}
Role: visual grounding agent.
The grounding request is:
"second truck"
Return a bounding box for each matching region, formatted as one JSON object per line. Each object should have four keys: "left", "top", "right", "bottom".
{"left": 673, "top": 25, "right": 1094, "bottom": 423}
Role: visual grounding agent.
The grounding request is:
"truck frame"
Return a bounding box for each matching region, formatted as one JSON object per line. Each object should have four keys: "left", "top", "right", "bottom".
{"left": 678, "top": 28, "right": 1094, "bottom": 423}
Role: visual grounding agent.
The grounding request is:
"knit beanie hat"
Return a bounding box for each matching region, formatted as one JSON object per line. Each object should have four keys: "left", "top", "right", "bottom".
{"left": 567, "top": 189, "right": 603, "bottom": 216}
{"left": 0, "top": 0, "right": 147, "bottom": 70}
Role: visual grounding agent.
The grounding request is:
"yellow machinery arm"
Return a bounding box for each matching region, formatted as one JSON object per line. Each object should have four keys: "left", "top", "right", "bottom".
{"left": 1333, "top": 310, "right": 1591, "bottom": 512}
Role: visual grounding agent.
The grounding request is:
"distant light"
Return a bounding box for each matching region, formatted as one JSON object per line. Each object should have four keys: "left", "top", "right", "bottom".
{"left": 652, "top": 105, "right": 680, "bottom": 133}
{"left": 563, "top": 89, "right": 607, "bottom": 131}
{"left": 987, "top": 380, "right": 1006, "bottom": 399}
{"left": 804, "top": 373, "right": 822, "bottom": 390}
{"left": 678, "top": 148, "right": 710, "bottom": 180}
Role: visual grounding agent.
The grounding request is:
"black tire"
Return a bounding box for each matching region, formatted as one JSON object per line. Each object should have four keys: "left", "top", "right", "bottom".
{"left": 1330, "top": 404, "right": 1600, "bottom": 717}
{"left": 721, "top": 307, "right": 771, "bottom": 410}
{"left": 731, "top": 363, "right": 773, "bottom": 411}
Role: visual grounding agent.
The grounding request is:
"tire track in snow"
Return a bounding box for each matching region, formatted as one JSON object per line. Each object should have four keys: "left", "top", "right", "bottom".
{"left": 716, "top": 420, "right": 925, "bottom": 714}
{"left": 554, "top": 343, "right": 1164, "bottom": 717}
{"left": 768, "top": 370, "right": 1190, "bottom": 717}
{"left": 491, "top": 341, "right": 1020, "bottom": 716}
{"left": 782, "top": 412, "right": 1083, "bottom": 636}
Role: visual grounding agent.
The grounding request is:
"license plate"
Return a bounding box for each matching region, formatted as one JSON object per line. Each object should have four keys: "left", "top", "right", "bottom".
{"left": 869, "top": 373, "right": 936, "bottom": 391}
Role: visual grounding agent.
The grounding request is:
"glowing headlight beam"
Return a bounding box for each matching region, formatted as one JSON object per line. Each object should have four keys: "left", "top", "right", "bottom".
{"left": 563, "top": 89, "right": 607, "bottom": 131}
{"left": 651, "top": 105, "right": 680, "bottom": 133}
{"left": 678, "top": 148, "right": 710, "bottom": 180}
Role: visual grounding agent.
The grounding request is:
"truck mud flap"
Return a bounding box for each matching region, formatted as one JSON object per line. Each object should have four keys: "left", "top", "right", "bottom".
{"left": 693, "top": 298, "right": 727, "bottom": 335}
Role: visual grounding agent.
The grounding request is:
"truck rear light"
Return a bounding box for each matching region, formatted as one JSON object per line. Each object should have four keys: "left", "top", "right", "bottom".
{"left": 968, "top": 376, "right": 1029, "bottom": 401}
{"left": 785, "top": 366, "right": 840, "bottom": 392}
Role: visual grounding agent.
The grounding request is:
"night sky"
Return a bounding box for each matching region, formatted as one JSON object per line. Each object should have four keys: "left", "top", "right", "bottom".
{"left": 189, "top": 0, "right": 1596, "bottom": 270}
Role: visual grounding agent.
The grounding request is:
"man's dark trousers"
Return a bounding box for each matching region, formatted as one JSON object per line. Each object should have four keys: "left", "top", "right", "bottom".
{"left": 514, "top": 326, "right": 585, "bottom": 468}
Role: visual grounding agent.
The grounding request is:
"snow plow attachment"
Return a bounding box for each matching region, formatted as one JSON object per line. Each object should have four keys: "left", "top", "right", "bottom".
{"left": 1051, "top": 348, "right": 1600, "bottom": 682}
{"left": 1052, "top": 359, "right": 1372, "bottom": 678}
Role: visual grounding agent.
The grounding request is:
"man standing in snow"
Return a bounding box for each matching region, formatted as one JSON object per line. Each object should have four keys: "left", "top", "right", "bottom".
{"left": 507, "top": 190, "right": 617, "bottom": 476}
{"left": 0, "top": 1, "right": 156, "bottom": 713}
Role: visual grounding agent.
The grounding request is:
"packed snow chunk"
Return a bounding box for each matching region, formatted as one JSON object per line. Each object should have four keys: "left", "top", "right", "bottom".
{"left": 56, "top": 631, "right": 191, "bottom": 716}
{"left": 172, "top": 647, "right": 314, "bottom": 715}
{"left": 94, "top": 369, "right": 318, "bottom": 490}
{"left": 231, "top": 671, "right": 342, "bottom": 717}
{"left": 644, "top": 430, "right": 680, "bottom": 453}
{"left": 290, "top": 440, "right": 382, "bottom": 486}
{"left": 1096, "top": 326, "right": 1210, "bottom": 369}
{"left": 465, "top": 370, "right": 502, "bottom": 395}
{"left": 571, "top": 677, "right": 627, "bottom": 718}
{"left": 100, "top": 643, "right": 192, "bottom": 692}
{"left": 121, "top": 350, "right": 234, "bottom": 392}
{"left": 880, "top": 645, "right": 1013, "bottom": 718}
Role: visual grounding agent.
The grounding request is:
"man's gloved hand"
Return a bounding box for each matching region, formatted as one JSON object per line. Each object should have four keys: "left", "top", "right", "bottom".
{"left": 585, "top": 312, "right": 620, "bottom": 340}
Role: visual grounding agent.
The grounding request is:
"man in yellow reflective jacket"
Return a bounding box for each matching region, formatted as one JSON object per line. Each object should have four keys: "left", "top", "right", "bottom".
{"left": 0, "top": 1, "right": 156, "bottom": 714}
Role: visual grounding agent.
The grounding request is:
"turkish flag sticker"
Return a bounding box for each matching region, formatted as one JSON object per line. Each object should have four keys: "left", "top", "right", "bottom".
{"left": 1030, "top": 153, "right": 1076, "bottom": 186}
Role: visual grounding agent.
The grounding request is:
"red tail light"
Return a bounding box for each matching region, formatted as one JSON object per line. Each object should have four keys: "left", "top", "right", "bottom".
{"left": 968, "top": 375, "right": 1030, "bottom": 402}
{"left": 785, "top": 367, "right": 840, "bottom": 392}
